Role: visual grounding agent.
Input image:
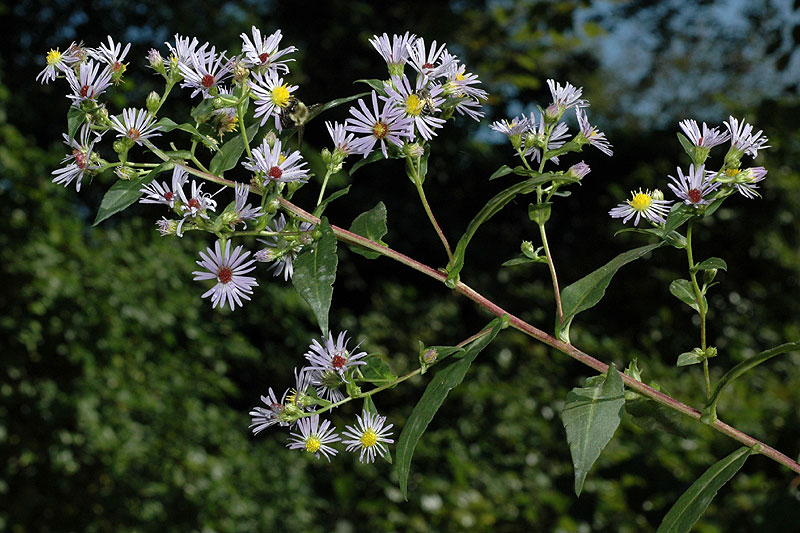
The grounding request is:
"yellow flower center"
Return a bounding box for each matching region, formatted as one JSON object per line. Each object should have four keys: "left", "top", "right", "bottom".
{"left": 630, "top": 192, "right": 652, "bottom": 211}
{"left": 46, "top": 49, "right": 62, "bottom": 66}
{"left": 271, "top": 85, "right": 291, "bottom": 107}
{"left": 278, "top": 153, "right": 286, "bottom": 164}
{"left": 360, "top": 428, "right": 378, "bottom": 448}
{"left": 725, "top": 168, "right": 741, "bottom": 178}
{"left": 405, "top": 93, "right": 423, "bottom": 116}
{"left": 305, "top": 436, "right": 321, "bottom": 453}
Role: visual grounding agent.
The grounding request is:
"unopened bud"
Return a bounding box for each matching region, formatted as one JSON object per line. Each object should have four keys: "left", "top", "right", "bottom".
{"left": 521, "top": 240, "right": 536, "bottom": 259}
{"left": 422, "top": 348, "right": 438, "bottom": 365}
{"left": 264, "top": 131, "right": 278, "bottom": 148}
{"left": 234, "top": 62, "right": 250, "bottom": 84}
{"left": 113, "top": 138, "right": 133, "bottom": 155}
{"left": 147, "top": 49, "right": 165, "bottom": 73}
{"left": 114, "top": 166, "right": 137, "bottom": 180}
{"left": 568, "top": 161, "right": 590, "bottom": 180}
{"left": 652, "top": 189, "right": 665, "bottom": 201}
{"left": 404, "top": 142, "right": 424, "bottom": 158}
{"left": 703, "top": 268, "right": 718, "bottom": 284}
{"left": 321, "top": 147, "right": 332, "bottom": 166}
{"left": 146, "top": 91, "right": 160, "bottom": 114}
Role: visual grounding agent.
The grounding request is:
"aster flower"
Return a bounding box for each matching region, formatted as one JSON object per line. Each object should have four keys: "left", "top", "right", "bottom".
{"left": 342, "top": 411, "right": 394, "bottom": 464}
{"left": 345, "top": 91, "right": 414, "bottom": 158}
{"left": 166, "top": 34, "right": 207, "bottom": 66}
{"left": 155, "top": 217, "right": 178, "bottom": 236}
{"left": 89, "top": 35, "right": 131, "bottom": 78}
{"left": 286, "top": 414, "right": 340, "bottom": 461}
{"left": 175, "top": 178, "right": 219, "bottom": 236}
{"left": 576, "top": 108, "right": 613, "bottom": 156}
{"left": 384, "top": 74, "right": 446, "bottom": 141}
{"left": 243, "top": 138, "right": 309, "bottom": 184}
{"left": 240, "top": 26, "right": 297, "bottom": 73}
{"left": 178, "top": 45, "right": 233, "bottom": 99}
{"left": 249, "top": 387, "right": 286, "bottom": 435}
{"left": 441, "top": 64, "right": 488, "bottom": 121}
{"left": 139, "top": 165, "right": 187, "bottom": 208}
{"left": 249, "top": 70, "right": 298, "bottom": 130}
{"left": 369, "top": 31, "right": 416, "bottom": 76}
{"left": 192, "top": 239, "right": 258, "bottom": 310}
{"left": 668, "top": 164, "right": 720, "bottom": 207}
{"left": 678, "top": 119, "right": 730, "bottom": 149}
{"left": 568, "top": 161, "right": 591, "bottom": 180}
{"left": 326, "top": 121, "right": 356, "bottom": 155}
{"left": 230, "top": 182, "right": 264, "bottom": 227}
{"left": 51, "top": 124, "right": 100, "bottom": 192}
{"left": 304, "top": 331, "right": 367, "bottom": 382}
{"left": 524, "top": 112, "right": 570, "bottom": 165}
{"left": 545, "top": 79, "right": 588, "bottom": 119}
{"left": 36, "top": 42, "right": 83, "bottom": 84}
{"left": 65, "top": 60, "right": 114, "bottom": 105}
{"left": 724, "top": 116, "right": 770, "bottom": 158}
{"left": 254, "top": 213, "right": 314, "bottom": 281}
{"left": 709, "top": 166, "right": 768, "bottom": 199}
{"left": 490, "top": 115, "right": 530, "bottom": 138}
{"left": 609, "top": 189, "right": 673, "bottom": 226}
{"left": 406, "top": 37, "right": 456, "bottom": 79}
{"left": 109, "top": 107, "right": 161, "bottom": 145}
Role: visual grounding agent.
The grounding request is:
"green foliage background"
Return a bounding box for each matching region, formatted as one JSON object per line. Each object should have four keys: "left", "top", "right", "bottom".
{"left": 2, "top": 1, "right": 800, "bottom": 531}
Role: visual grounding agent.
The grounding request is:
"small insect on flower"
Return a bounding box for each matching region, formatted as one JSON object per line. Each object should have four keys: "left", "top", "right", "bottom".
{"left": 192, "top": 240, "right": 258, "bottom": 311}
{"left": 286, "top": 414, "right": 340, "bottom": 461}
{"left": 342, "top": 410, "right": 395, "bottom": 464}
{"left": 609, "top": 189, "right": 673, "bottom": 226}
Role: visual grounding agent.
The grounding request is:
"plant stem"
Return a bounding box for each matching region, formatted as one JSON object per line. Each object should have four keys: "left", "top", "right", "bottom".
{"left": 410, "top": 157, "right": 453, "bottom": 262}
{"left": 686, "top": 219, "right": 712, "bottom": 400}
{"left": 317, "top": 169, "right": 333, "bottom": 206}
{"left": 237, "top": 101, "right": 253, "bottom": 159}
{"left": 278, "top": 197, "right": 800, "bottom": 476}
{"left": 538, "top": 222, "right": 563, "bottom": 322}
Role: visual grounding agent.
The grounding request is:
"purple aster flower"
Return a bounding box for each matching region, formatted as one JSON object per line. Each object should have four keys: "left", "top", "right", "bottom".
{"left": 178, "top": 45, "right": 233, "bottom": 99}
{"left": 345, "top": 91, "right": 414, "bottom": 158}
{"left": 231, "top": 183, "right": 264, "bottom": 227}
{"left": 576, "top": 108, "right": 613, "bottom": 156}
{"left": 304, "top": 331, "right": 367, "bottom": 382}
{"left": 51, "top": 124, "right": 100, "bottom": 192}
{"left": 65, "top": 60, "right": 113, "bottom": 105}
{"left": 342, "top": 410, "right": 394, "bottom": 464}
{"left": 369, "top": 32, "right": 416, "bottom": 76}
{"left": 109, "top": 107, "right": 161, "bottom": 146}
{"left": 725, "top": 116, "right": 770, "bottom": 158}
{"left": 286, "top": 414, "right": 340, "bottom": 461}
{"left": 525, "top": 112, "right": 570, "bottom": 165}
{"left": 243, "top": 138, "right": 309, "bottom": 184}
{"left": 255, "top": 213, "right": 314, "bottom": 281}
{"left": 326, "top": 121, "right": 356, "bottom": 155}
{"left": 384, "top": 74, "right": 446, "bottom": 141}
{"left": 139, "top": 165, "right": 187, "bottom": 208}
{"left": 678, "top": 119, "right": 730, "bottom": 148}
{"left": 406, "top": 37, "right": 455, "bottom": 79}
{"left": 192, "top": 240, "right": 258, "bottom": 310}
{"left": 240, "top": 26, "right": 297, "bottom": 73}
{"left": 89, "top": 35, "right": 131, "bottom": 78}
{"left": 668, "top": 164, "right": 720, "bottom": 207}
{"left": 545, "top": 79, "right": 588, "bottom": 119}
{"left": 249, "top": 70, "right": 298, "bottom": 130}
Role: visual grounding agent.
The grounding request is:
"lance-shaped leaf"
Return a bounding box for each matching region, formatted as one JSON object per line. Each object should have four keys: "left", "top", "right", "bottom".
{"left": 561, "top": 365, "right": 625, "bottom": 496}
{"left": 663, "top": 203, "right": 694, "bottom": 237}
{"left": 313, "top": 185, "right": 351, "bottom": 217}
{"left": 307, "top": 92, "right": 371, "bottom": 123}
{"left": 67, "top": 107, "right": 86, "bottom": 141}
{"left": 396, "top": 316, "right": 506, "bottom": 500}
{"left": 155, "top": 117, "right": 218, "bottom": 151}
{"left": 354, "top": 79, "right": 387, "bottom": 95}
{"left": 445, "top": 172, "right": 565, "bottom": 286}
{"left": 93, "top": 161, "right": 172, "bottom": 226}
{"left": 209, "top": 122, "right": 261, "bottom": 176}
{"left": 292, "top": 217, "right": 337, "bottom": 334}
{"left": 557, "top": 243, "right": 663, "bottom": 343}
{"left": 347, "top": 202, "right": 388, "bottom": 259}
{"left": 669, "top": 279, "right": 702, "bottom": 312}
{"left": 657, "top": 446, "right": 754, "bottom": 533}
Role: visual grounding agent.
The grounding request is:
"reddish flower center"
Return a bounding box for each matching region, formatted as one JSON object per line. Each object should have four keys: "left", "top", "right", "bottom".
{"left": 268, "top": 166, "right": 283, "bottom": 180}
{"left": 258, "top": 52, "right": 270, "bottom": 64}
{"left": 112, "top": 61, "right": 122, "bottom": 73}
{"left": 127, "top": 128, "right": 141, "bottom": 140}
{"left": 697, "top": 136, "right": 704, "bottom": 147}
{"left": 73, "top": 149, "right": 88, "bottom": 169}
{"left": 332, "top": 353, "right": 347, "bottom": 370}
{"left": 188, "top": 198, "right": 201, "bottom": 210}
{"left": 201, "top": 74, "right": 215, "bottom": 88}
{"left": 217, "top": 266, "right": 233, "bottom": 284}
{"left": 372, "top": 121, "right": 388, "bottom": 139}
{"left": 423, "top": 62, "right": 435, "bottom": 70}
{"left": 80, "top": 85, "right": 91, "bottom": 98}
{"left": 688, "top": 188, "right": 703, "bottom": 204}
{"left": 164, "top": 191, "right": 174, "bottom": 201}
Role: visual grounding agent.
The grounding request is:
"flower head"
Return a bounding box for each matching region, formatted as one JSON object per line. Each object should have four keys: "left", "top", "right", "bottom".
{"left": 709, "top": 166, "right": 768, "bottom": 200}
{"left": 230, "top": 182, "right": 263, "bottom": 227}
{"left": 286, "top": 414, "right": 340, "bottom": 461}
{"left": 192, "top": 240, "right": 258, "bottom": 310}
{"left": 668, "top": 164, "right": 720, "bottom": 207}
{"left": 609, "top": 189, "right": 673, "bottom": 226}
{"left": 345, "top": 91, "right": 414, "bottom": 158}
{"left": 249, "top": 70, "right": 298, "bottom": 130}
{"left": 326, "top": 121, "right": 356, "bottom": 156}
{"left": 65, "top": 60, "right": 114, "bottom": 105}
{"left": 255, "top": 214, "right": 314, "bottom": 281}
{"left": 342, "top": 410, "right": 394, "bottom": 464}
{"left": 178, "top": 45, "right": 233, "bottom": 99}
{"left": 384, "top": 74, "right": 446, "bottom": 141}
{"left": 576, "top": 108, "right": 613, "bottom": 156}
{"left": 89, "top": 36, "right": 131, "bottom": 79}
{"left": 51, "top": 124, "right": 100, "bottom": 192}
{"left": 304, "top": 331, "right": 367, "bottom": 380}
{"left": 369, "top": 32, "right": 416, "bottom": 77}
{"left": 545, "top": 79, "right": 588, "bottom": 120}
{"left": 36, "top": 42, "right": 83, "bottom": 84}
{"left": 406, "top": 37, "right": 455, "bottom": 79}
{"left": 241, "top": 26, "right": 296, "bottom": 74}
{"left": 167, "top": 34, "right": 207, "bottom": 65}
{"left": 524, "top": 112, "right": 570, "bottom": 165}
{"left": 249, "top": 387, "right": 287, "bottom": 435}
{"left": 678, "top": 119, "right": 730, "bottom": 149}
{"left": 109, "top": 108, "right": 161, "bottom": 145}
{"left": 724, "top": 116, "right": 770, "bottom": 158}
{"left": 140, "top": 165, "right": 188, "bottom": 208}
{"left": 243, "top": 138, "right": 309, "bottom": 184}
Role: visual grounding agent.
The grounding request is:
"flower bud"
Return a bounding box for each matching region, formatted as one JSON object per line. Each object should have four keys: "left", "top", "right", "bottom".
{"left": 568, "top": 161, "right": 590, "bottom": 180}
{"left": 521, "top": 240, "right": 536, "bottom": 259}
{"left": 652, "top": 189, "right": 665, "bottom": 201}
{"left": 234, "top": 62, "right": 250, "bottom": 85}
{"left": 422, "top": 348, "right": 438, "bottom": 365}
{"left": 403, "top": 142, "right": 425, "bottom": 158}
{"left": 114, "top": 166, "right": 138, "bottom": 180}
{"left": 703, "top": 268, "right": 718, "bottom": 284}
{"left": 146, "top": 91, "right": 161, "bottom": 114}
{"left": 113, "top": 138, "right": 133, "bottom": 156}
{"left": 321, "top": 147, "right": 332, "bottom": 166}
{"left": 264, "top": 131, "right": 278, "bottom": 149}
{"left": 147, "top": 48, "right": 165, "bottom": 74}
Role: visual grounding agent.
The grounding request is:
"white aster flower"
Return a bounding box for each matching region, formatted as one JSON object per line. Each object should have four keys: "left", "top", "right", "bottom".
{"left": 36, "top": 43, "right": 83, "bottom": 84}
{"left": 609, "top": 189, "right": 673, "bottom": 226}
{"left": 668, "top": 164, "right": 720, "bottom": 207}
{"left": 326, "top": 121, "right": 356, "bottom": 155}
{"left": 166, "top": 34, "right": 207, "bottom": 66}
{"left": 709, "top": 166, "right": 768, "bottom": 199}
{"left": 65, "top": 60, "right": 113, "bottom": 105}
{"left": 175, "top": 175, "right": 219, "bottom": 236}
{"left": 346, "top": 91, "right": 415, "bottom": 158}
{"left": 304, "top": 331, "right": 367, "bottom": 381}
{"left": 568, "top": 161, "right": 591, "bottom": 180}
{"left": 89, "top": 35, "right": 131, "bottom": 78}
{"left": 192, "top": 240, "right": 258, "bottom": 311}
{"left": 240, "top": 26, "right": 297, "bottom": 73}
{"left": 243, "top": 138, "right": 309, "bottom": 184}
{"left": 178, "top": 45, "right": 233, "bottom": 99}
{"left": 249, "top": 387, "right": 287, "bottom": 435}
{"left": 342, "top": 411, "right": 394, "bottom": 464}
{"left": 678, "top": 119, "right": 730, "bottom": 148}
{"left": 384, "top": 74, "right": 446, "bottom": 141}
{"left": 109, "top": 107, "right": 161, "bottom": 145}
{"left": 255, "top": 213, "right": 314, "bottom": 281}
{"left": 525, "top": 112, "right": 570, "bottom": 165}
{"left": 249, "top": 70, "right": 298, "bottom": 130}
{"left": 576, "top": 108, "right": 613, "bottom": 156}
{"left": 51, "top": 124, "right": 100, "bottom": 192}
{"left": 546, "top": 79, "right": 588, "bottom": 119}
{"left": 406, "top": 37, "right": 455, "bottom": 79}
{"left": 286, "top": 414, "right": 340, "bottom": 461}
{"left": 139, "top": 165, "right": 187, "bottom": 208}
{"left": 230, "top": 182, "right": 263, "bottom": 227}
{"left": 490, "top": 115, "right": 530, "bottom": 138}
{"left": 724, "top": 116, "right": 770, "bottom": 158}
{"left": 369, "top": 31, "right": 416, "bottom": 76}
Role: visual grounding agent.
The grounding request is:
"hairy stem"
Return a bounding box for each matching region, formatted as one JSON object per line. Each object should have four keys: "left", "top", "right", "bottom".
{"left": 686, "top": 219, "right": 712, "bottom": 399}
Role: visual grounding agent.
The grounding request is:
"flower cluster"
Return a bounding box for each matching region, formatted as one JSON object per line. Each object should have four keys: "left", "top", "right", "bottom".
{"left": 249, "top": 332, "right": 394, "bottom": 463}
{"left": 609, "top": 117, "right": 769, "bottom": 226}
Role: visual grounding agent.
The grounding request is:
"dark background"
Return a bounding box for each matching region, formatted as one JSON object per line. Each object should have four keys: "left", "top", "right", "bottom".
{"left": 2, "top": 1, "right": 800, "bottom": 531}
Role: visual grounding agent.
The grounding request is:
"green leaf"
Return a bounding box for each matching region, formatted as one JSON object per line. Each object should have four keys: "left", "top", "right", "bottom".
{"left": 353, "top": 79, "right": 387, "bottom": 94}
{"left": 155, "top": 117, "right": 219, "bottom": 151}
{"left": 350, "top": 148, "right": 392, "bottom": 175}
{"left": 396, "top": 317, "right": 506, "bottom": 500}
{"left": 190, "top": 98, "right": 216, "bottom": 122}
{"left": 307, "top": 91, "right": 372, "bottom": 122}
{"left": 446, "top": 172, "right": 566, "bottom": 286}
{"left": 613, "top": 227, "right": 686, "bottom": 249}
{"left": 669, "top": 279, "right": 701, "bottom": 312}
{"left": 528, "top": 202, "right": 552, "bottom": 225}
{"left": 359, "top": 355, "right": 397, "bottom": 384}
{"left": 312, "top": 185, "right": 351, "bottom": 217}
{"left": 291, "top": 217, "right": 337, "bottom": 334}
{"left": 663, "top": 203, "right": 694, "bottom": 237}
{"left": 557, "top": 243, "right": 663, "bottom": 343}
{"left": 67, "top": 107, "right": 86, "bottom": 141}
{"left": 677, "top": 351, "right": 704, "bottom": 367}
{"left": 676, "top": 132, "right": 695, "bottom": 160}
{"left": 561, "top": 365, "right": 626, "bottom": 496}
{"left": 347, "top": 202, "right": 388, "bottom": 259}
{"left": 626, "top": 397, "right": 686, "bottom": 438}
{"left": 501, "top": 256, "right": 547, "bottom": 267}
{"left": 657, "top": 446, "right": 754, "bottom": 533}
{"left": 93, "top": 162, "right": 172, "bottom": 226}
{"left": 694, "top": 257, "right": 727, "bottom": 272}
{"left": 209, "top": 122, "right": 260, "bottom": 176}
{"left": 488, "top": 164, "right": 516, "bottom": 181}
